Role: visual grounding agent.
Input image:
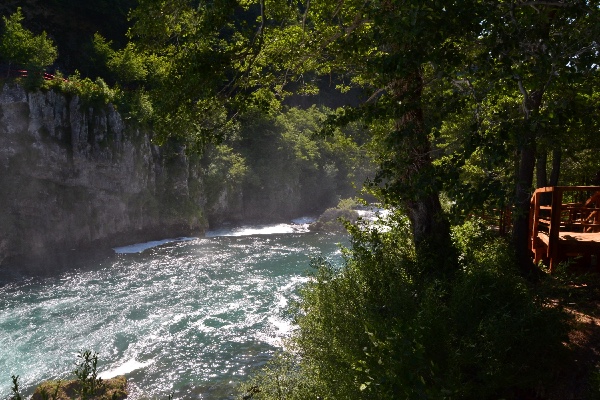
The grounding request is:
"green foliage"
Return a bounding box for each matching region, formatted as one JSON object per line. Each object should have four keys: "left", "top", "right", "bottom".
{"left": 560, "top": 148, "right": 600, "bottom": 186}
{"left": 73, "top": 350, "right": 103, "bottom": 399}
{"left": 0, "top": 15, "right": 152, "bottom": 117}
{"left": 588, "top": 369, "right": 600, "bottom": 400}
{"left": 116, "top": 89, "right": 154, "bottom": 123}
{"left": 0, "top": 8, "right": 57, "bottom": 67}
{"left": 126, "top": 0, "right": 245, "bottom": 144}
{"left": 203, "top": 107, "right": 374, "bottom": 221}
{"left": 204, "top": 143, "right": 248, "bottom": 210}
{"left": 245, "top": 215, "right": 569, "bottom": 399}
{"left": 275, "top": 106, "right": 374, "bottom": 203}
{"left": 0, "top": 8, "right": 58, "bottom": 89}
{"left": 106, "top": 42, "right": 148, "bottom": 83}
{"left": 9, "top": 375, "right": 21, "bottom": 400}
{"left": 336, "top": 198, "right": 360, "bottom": 210}
{"left": 92, "top": 34, "right": 150, "bottom": 85}
{"left": 45, "top": 72, "right": 119, "bottom": 106}
{"left": 37, "top": 381, "right": 61, "bottom": 400}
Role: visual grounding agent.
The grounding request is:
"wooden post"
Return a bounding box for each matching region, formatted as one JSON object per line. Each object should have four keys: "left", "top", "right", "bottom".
{"left": 548, "top": 187, "right": 562, "bottom": 273}
{"left": 530, "top": 190, "right": 541, "bottom": 263}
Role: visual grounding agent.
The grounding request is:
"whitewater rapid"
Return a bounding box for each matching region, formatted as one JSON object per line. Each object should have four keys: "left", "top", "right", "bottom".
{"left": 0, "top": 218, "right": 344, "bottom": 400}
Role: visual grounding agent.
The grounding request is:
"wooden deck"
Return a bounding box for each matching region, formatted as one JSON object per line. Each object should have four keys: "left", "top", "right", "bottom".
{"left": 529, "top": 186, "right": 600, "bottom": 272}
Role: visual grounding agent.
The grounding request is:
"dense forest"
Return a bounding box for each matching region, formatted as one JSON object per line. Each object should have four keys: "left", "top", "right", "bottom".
{"left": 1, "top": 0, "right": 600, "bottom": 399}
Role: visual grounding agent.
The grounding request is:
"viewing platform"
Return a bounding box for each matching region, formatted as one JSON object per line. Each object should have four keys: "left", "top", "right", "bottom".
{"left": 529, "top": 186, "right": 600, "bottom": 272}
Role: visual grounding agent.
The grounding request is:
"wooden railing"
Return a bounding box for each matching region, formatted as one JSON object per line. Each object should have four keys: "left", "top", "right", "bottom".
{"left": 529, "top": 186, "right": 600, "bottom": 272}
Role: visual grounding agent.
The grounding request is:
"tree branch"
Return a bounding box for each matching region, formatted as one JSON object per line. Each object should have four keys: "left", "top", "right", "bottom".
{"left": 516, "top": 1, "right": 574, "bottom": 7}
{"left": 302, "top": 0, "right": 310, "bottom": 32}
{"left": 516, "top": 76, "right": 530, "bottom": 119}
{"left": 365, "top": 87, "right": 386, "bottom": 103}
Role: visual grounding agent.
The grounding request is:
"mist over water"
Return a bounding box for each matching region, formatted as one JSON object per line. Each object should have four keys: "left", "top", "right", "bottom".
{"left": 0, "top": 222, "right": 347, "bottom": 399}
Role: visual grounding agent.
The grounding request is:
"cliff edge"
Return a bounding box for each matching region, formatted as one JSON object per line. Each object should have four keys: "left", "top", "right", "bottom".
{"left": 0, "top": 84, "right": 207, "bottom": 273}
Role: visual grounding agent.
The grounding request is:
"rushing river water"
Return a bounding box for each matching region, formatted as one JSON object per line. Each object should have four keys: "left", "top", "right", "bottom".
{"left": 0, "top": 220, "right": 348, "bottom": 399}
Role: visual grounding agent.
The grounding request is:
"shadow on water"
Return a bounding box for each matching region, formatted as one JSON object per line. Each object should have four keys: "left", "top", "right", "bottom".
{"left": 0, "top": 248, "right": 118, "bottom": 285}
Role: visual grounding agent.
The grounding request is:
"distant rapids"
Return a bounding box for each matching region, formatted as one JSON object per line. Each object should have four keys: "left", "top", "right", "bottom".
{"left": 0, "top": 219, "right": 348, "bottom": 399}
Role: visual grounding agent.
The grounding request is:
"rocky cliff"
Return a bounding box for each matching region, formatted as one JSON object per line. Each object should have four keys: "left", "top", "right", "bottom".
{"left": 0, "top": 84, "right": 207, "bottom": 273}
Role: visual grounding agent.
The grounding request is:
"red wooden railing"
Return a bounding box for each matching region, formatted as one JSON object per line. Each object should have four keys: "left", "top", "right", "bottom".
{"left": 529, "top": 186, "right": 600, "bottom": 272}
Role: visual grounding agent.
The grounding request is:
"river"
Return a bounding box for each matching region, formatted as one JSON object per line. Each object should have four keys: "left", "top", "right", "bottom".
{"left": 0, "top": 219, "right": 348, "bottom": 399}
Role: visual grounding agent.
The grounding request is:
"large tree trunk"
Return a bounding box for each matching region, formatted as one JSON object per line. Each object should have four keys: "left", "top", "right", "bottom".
{"left": 549, "top": 148, "right": 561, "bottom": 186}
{"left": 513, "top": 143, "right": 537, "bottom": 273}
{"left": 536, "top": 148, "right": 548, "bottom": 188}
{"left": 389, "top": 72, "right": 456, "bottom": 275}
{"left": 406, "top": 190, "right": 454, "bottom": 274}
{"left": 535, "top": 147, "right": 561, "bottom": 188}
{"left": 512, "top": 90, "right": 543, "bottom": 274}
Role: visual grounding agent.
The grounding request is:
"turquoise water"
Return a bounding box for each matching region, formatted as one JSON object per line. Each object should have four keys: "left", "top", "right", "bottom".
{"left": 0, "top": 224, "right": 347, "bottom": 399}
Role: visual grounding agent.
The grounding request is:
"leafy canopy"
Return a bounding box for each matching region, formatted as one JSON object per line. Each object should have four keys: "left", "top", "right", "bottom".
{"left": 0, "top": 7, "right": 58, "bottom": 71}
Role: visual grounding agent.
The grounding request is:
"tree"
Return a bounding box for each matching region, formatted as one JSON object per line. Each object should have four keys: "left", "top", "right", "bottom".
{"left": 127, "top": 0, "right": 245, "bottom": 150}
{"left": 128, "top": 0, "right": 492, "bottom": 272}
{"left": 0, "top": 7, "right": 57, "bottom": 83}
{"left": 127, "top": 0, "right": 599, "bottom": 273}
{"left": 420, "top": 0, "right": 599, "bottom": 272}
{"left": 453, "top": 0, "right": 600, "bottom": 271}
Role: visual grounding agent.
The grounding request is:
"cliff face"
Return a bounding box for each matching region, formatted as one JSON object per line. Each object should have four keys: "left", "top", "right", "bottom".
{"left": 0, "top": 84, "right": 207, "bottom": 272}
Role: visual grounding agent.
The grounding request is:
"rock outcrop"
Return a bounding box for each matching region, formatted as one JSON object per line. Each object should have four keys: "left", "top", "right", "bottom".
{"left": 0, "top": 84, "right": 207, "bottom": 273}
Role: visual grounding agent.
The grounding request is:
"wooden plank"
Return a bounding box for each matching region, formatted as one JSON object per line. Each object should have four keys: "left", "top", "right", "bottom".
{"left": 563, "top": 223, "right": 600, "bottom": 228}
{"left": 559, "top": 232, "right": 600, "bottom": 243}
{"left": 537, "top": 232, "right": 550, "bottom": 246}
{"left": 553, "top": 186, "right": 600, "bottom": 191}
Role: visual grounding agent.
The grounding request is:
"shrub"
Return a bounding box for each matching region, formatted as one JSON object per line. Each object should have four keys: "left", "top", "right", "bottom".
{"left": 9, "top": 375, "right": 22, "bottom": 400}
{"left": 0, "top": 8, "right": 58, "bottom": 89}
{"left": 244, "top": 212, "right": 570, "bottom": 399}
{"left": 46, "top": 72, "right": 119, "bottom": 107}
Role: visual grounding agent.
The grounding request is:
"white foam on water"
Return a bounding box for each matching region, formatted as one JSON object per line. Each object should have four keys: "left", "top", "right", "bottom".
{"left": 356, "top": 207, "right": 390, "bottom": 219}
{"left": 0, "top": 222, "right": 347, "bottom": 399}
{"left": 113, "top": 237, "right": 195, "bottom": 254}
{"left": 99, "top": 359, "right": 154, "bottom": 379}
{"left": 206, "top": 219, "right": 313, "bottom": 238}
{"left": 258, "top": 275, "right": 309, "bottom": 347}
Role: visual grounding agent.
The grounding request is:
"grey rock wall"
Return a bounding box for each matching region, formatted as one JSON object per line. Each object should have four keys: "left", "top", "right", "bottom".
{"left": 0, "top": 84, "right": 207, "bottom": 273}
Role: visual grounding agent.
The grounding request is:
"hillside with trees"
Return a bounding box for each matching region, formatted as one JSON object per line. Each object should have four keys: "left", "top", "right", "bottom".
{"left": 0, "top": 3, "right": 375, "bottom": 230}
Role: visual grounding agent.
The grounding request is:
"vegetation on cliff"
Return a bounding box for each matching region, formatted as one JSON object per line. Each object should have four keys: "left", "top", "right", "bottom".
{"left": 202, "top": 106, "right": 375, "bottom": 224}
{"left": 0, "top": 6, "right": 375, "bottom": 225}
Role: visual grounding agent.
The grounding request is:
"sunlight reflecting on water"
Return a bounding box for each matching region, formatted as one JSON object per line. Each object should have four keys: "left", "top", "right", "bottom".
{"left": 0, "top": 228, "right": 345, "bottom": 399}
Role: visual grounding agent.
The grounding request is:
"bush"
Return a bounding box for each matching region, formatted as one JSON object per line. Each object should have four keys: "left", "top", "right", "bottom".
{"left": 0, "top": 8, "right": 58, "bottom": 89}
{"left": 46, "top": 72, "right": 119, "bottom": 107}
{"left": 244, "top": 213, "right": 570, "bottom": 399}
